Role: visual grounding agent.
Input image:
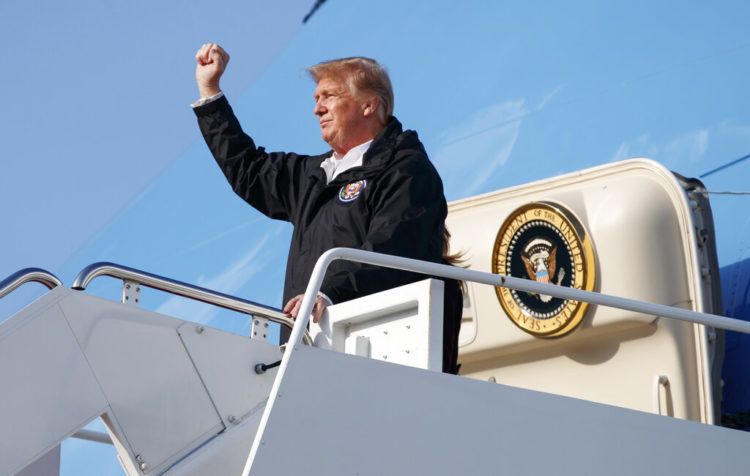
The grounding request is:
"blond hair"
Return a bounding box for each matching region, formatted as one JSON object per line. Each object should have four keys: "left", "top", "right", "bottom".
{"left": 307, "top": 57, "right": 394, "bottom": 123}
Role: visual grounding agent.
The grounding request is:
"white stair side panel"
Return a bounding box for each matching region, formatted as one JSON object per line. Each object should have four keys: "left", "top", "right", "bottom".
{"left": 311, "top": 279, "right": 444, "bottom": 371}
{"left": 177, "top": 321, "right": 281, "bottom": 427}
{"left": 58, "top": 292, "right": 224, "bottom": 474}
{"left": 247, "top": 345, "right": 750, "bottom": 475}
{"left": 163, "top": 405, "right": 266, "bottom": 476}
{"left": 15, "top": 445, "right": 60, "bottom": 476}
{"left": 0, "top": 288, "right": 108, "bottom": 476}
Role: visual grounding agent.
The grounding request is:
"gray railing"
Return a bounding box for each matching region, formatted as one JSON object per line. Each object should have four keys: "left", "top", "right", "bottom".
{"left": 244, "top": 247, "right": 750, "bottom": 468}
{"left": 72, "top": 262, "right": 311, "bottom": 345}
{"left": 0, "top": 268, "right": 62, "bottom": 300}
{"left": 286, "top": 248, "right": 750, "bottom": 349}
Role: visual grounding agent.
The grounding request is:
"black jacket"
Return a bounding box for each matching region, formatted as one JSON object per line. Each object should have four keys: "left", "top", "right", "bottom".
{"left": 195, "top": 96, "right": 461, "bottom": 373}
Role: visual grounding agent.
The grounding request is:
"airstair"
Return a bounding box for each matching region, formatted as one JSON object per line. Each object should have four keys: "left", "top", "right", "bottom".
{"left": 2, "top": 248, "right": 750, "bottom": 475}
{"left": 3, "top": 159, "right": 750, "bottom": 475}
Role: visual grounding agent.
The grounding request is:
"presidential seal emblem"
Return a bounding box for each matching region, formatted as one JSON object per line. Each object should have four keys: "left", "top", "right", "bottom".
{"left": 492, "top": 202, "right": 596, "bottom": 338}
{"left": 339, "top": 180, "right": 367, "bottom": 203}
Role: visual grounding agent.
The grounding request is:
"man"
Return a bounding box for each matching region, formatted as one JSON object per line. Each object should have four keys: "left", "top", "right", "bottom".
{"left": 193, "top": 43, "right": 462, "bottom": 373}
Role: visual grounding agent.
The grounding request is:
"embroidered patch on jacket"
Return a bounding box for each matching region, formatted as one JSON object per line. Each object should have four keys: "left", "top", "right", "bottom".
{"left": 338, "top": 180, "right": 367, "bottom": 203}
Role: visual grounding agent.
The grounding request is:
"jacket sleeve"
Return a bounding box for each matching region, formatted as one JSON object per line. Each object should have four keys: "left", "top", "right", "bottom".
{"left": 194, "top": 95, "right": 307, "bottom": 223}
{"left": 320, "top": 153, "right": 447, "bottom": 304}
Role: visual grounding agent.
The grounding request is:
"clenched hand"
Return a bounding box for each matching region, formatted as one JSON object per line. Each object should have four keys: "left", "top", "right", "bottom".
{"left": 195, "top": 43, "right": 230, "bottom": 99}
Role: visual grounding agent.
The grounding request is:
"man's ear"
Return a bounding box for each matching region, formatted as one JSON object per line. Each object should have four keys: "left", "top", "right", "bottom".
{"left": 362, "top": 96, "right": 380, "bottom": 117}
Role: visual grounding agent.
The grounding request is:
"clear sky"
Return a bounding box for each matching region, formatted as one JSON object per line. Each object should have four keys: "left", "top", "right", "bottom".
{"left": 2, "top": 1, "right": 750, "bottom": 474}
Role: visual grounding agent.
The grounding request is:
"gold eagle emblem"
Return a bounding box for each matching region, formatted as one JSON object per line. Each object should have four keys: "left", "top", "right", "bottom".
{"left": 492, "top": 202, "right": 596, "bottom": 338}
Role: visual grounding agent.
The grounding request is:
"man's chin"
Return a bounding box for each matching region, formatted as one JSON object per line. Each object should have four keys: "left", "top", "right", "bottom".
{"left": 321, "top": 132, "right": 334, "bottom": 145}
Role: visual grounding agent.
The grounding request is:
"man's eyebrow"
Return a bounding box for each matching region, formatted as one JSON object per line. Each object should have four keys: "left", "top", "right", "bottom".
{"left": 314, "top": 88, "right": 336, "bottom": 98}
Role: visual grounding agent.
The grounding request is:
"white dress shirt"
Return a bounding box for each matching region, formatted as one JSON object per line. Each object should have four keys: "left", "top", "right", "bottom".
{"left": 319, "top": 140, "right": 372, "bottom": 184}
{"left": 190, "top": 91, "right": 225, "bottom": 108}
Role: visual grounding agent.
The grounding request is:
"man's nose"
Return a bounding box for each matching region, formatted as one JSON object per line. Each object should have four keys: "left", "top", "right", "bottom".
{"left": 313, "top": 100, "right": 325, "bottom": 116}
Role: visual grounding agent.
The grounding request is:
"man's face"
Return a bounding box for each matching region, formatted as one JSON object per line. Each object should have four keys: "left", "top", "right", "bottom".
{"left": 313, "top": 76, "right": 369, "bottom": 154}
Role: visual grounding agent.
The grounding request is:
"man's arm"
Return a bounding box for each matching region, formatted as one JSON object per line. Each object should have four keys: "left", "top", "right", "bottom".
{"left": 193, "top": 44, "right": 308, "bottom": 222}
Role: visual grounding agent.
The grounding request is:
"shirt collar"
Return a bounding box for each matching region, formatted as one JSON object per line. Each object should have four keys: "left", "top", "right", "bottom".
{"left": 331, "top": 139, "right": 373, "bottom": 161}
{"left": 320, "top": 139, "right": 373, "bottom": 184}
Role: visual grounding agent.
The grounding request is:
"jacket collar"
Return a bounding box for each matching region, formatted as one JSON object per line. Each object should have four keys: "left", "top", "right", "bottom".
{"left": 362, "top": 116, "right": 403, "bottom": 167}
{"left": 324, "top": 117, "right": 417, "bottom": 186}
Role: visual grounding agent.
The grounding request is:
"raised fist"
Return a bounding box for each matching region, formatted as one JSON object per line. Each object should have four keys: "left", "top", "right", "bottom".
{"left": 195, "top": 43, "right": 230, "bottom": 98}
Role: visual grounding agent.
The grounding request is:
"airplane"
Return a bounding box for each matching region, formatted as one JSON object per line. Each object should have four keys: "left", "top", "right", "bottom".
{"left": 1, "top": 1, "right": 749, "bottom": 474}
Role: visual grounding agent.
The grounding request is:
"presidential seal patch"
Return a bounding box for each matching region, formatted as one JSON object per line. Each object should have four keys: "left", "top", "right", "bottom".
{"left": 492, "top": 202, "right": 596, "bottom": 338}
{"left": 339, "top": 180, "right": 367, "bottom": 203}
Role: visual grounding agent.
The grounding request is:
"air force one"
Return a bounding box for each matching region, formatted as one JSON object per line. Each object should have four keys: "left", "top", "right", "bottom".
{"left": 3, "top": 0, "right": 749, "bottom": 473}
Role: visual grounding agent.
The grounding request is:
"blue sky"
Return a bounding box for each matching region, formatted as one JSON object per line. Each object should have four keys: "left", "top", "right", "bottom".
{"left": 2, "top": 1, "right": 750, "bottom": 474}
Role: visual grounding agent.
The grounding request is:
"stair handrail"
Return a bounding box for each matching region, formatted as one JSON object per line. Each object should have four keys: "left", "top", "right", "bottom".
{"left": 288, "top": 248, "right": 750, "bottom": 348}
{"left": 0, "top": 268, "right": 63, "bottom": 300}
{"left": 72, "top": 262, "right": 311, "bottom": 345}
{"left": 243, "top": 247, "right": 750, "bottom": 472}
